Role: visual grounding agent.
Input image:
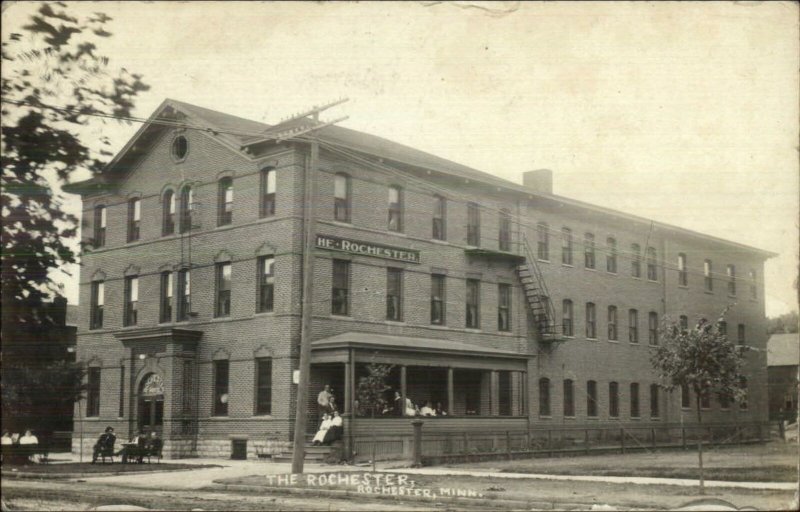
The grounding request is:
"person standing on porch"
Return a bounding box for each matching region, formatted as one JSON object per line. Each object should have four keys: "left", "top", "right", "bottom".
{"left": 317, "top": 384, "right": 332, "bottom": 415}
{"left": 393, "top": 391, "right": 403, "bottom": 416}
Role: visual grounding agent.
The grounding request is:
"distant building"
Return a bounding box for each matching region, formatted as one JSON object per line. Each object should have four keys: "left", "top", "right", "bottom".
{"left": 65, "top": 99, "right": 775, "bottom": 460}
{"left": 767, "top": 333, "right": 799, "bottom": 421}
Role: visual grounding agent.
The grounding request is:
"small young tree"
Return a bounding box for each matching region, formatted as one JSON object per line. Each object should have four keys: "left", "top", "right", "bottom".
{"left": 650, "top": 309, "right": 747, "bottom": 494}
{"left": 355, "top": 363, "right": 394, "bottom": 472}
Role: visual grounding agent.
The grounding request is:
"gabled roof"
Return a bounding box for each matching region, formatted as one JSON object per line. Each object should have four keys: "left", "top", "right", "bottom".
{"left": 767, "top": 333, "right": 800, "bottom": 367}
{"left": 65, "top": 99, "right": 777, "bottom": 258}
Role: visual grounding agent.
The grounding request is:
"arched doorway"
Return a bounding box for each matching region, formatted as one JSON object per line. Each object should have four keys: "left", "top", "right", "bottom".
{"left": 138, "top": 373, "right": 164, "bottom": 436}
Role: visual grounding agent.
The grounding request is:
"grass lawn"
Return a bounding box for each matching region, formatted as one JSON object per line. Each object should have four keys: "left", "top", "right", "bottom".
{"left": 1, "top": 462, "right": 220, "bottom": 475}
{"left": 448, "top": 442, "right": 799, "bottom": 482}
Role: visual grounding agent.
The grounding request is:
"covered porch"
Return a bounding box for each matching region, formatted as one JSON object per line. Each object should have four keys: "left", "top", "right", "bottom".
{"left": 309, "top": 332, "right": 530, "bottom": 461}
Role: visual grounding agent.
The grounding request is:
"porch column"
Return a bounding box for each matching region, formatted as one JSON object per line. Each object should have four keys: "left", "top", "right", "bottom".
{"left": 344, "top": 349, "right": 354, "bottom": 415}
{"left": 401, "top": 365, "right": 407, "bottom": 415}
{"left": 491, "top": 370, "right": 499, "bottom": 416}
{"left": 447, "top": 367, "right": 454, "bottom": 416}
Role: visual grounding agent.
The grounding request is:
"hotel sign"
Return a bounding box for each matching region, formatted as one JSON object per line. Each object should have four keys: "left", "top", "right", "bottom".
{"left": 316, "top": 234, "right": 420, "bottom": 264}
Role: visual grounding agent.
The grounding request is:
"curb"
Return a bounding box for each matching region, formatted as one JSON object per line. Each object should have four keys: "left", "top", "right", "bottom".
{"left": 1, "top": 466, "right": 216, "bottom": 481}
{"left": 209, "top": 482, "right": 655, "bottom": 511}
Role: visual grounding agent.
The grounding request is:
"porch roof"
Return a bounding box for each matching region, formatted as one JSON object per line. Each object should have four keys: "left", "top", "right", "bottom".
{"left": 311, "top": 331, "right": 527, "bottom": 359}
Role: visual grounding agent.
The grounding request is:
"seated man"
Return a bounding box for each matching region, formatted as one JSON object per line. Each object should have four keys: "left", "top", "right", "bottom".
{"left": 116, "top": 431, "right": 146, "bottom": 463}
{"left": 434, "top": 402, "right": 448, "bottom": 416}
{"left": 145, "top": 432, "right": 163, "bottom": 462}
{"left": 91, "top": 426, "right": 117, "bottom": 463}
{"left": 419, "top": 401, "right": 436, "bottom": 416}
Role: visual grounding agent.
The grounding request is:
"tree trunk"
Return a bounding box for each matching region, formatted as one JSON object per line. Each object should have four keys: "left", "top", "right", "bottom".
{"left": 696, "top": 395, "right": 705, "bottom": 495}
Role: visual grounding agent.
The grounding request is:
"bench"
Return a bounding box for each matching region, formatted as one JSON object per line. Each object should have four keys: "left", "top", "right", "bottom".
{"left": 1, "top": 444, "right": 49, "bottom": 465}
{"left": 122, "top": 440, "right": 163, "bottom": 464}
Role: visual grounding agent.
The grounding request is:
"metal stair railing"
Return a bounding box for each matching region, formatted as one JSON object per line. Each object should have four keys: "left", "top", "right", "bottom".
{"left": 518, "top": 235, "right": 561, "bottom": 342}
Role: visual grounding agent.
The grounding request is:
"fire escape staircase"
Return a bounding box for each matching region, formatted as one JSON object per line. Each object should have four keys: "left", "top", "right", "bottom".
{"left": 517, "top": 236, "right": 563, "bottom": 345}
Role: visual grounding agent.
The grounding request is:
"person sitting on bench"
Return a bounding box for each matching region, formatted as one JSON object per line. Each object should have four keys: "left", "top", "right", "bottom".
{"left": 91, "top": 426, "right": 117, "bottom": 463}
{"left": 117, "top": 431, "right": 147, "bottom": 463}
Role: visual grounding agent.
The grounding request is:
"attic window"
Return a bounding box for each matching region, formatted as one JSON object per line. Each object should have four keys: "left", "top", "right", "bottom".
{"left": 172, "top": 135, "right": 188, "bottom": 161}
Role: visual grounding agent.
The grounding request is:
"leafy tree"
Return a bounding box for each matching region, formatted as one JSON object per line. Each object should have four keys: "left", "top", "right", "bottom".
{"left": 650, "top": 309, "right": 747, "bottom": 494}
{"left": 355, "top": 363, "right": 394, "bottom": 471}
{"left": 767, "top": 311, "right": 799, "bottom": 334}
{"left": 1, "top": 2, "right": 148, "bottom": 431}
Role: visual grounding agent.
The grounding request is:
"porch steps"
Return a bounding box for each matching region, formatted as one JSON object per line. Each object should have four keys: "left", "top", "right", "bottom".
{"left": 271, "top": 444, "right": 333, "bottom": 463}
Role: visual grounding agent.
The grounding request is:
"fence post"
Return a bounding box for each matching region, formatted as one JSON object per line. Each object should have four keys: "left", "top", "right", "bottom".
{"left": 620, "top": 428, "right": 625, "bottom": 454}
{"left": 682, "top": 427, "right": 687, "bottom": 450}
{"left": 506, "top": 431, "right": 512, "bottom": 460}
{"left": 411, "top": 420, "right": 424, "bottom": 468}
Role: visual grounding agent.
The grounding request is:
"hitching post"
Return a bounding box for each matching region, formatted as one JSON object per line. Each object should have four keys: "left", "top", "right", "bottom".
{"left": 412, "top": 420, "right": 424, "bottom": 467}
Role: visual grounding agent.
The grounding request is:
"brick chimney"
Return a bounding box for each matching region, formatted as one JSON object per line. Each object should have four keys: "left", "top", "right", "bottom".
{"left": 523, "top": 169, "right": 553, "bottom": 195}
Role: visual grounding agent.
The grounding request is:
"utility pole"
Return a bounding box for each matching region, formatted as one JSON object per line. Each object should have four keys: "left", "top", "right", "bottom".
{"left": 291, "top": 129, "right": 319, "bottom": 474}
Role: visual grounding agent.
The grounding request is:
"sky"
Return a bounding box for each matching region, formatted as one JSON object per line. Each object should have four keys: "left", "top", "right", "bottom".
{"left": 3, "top": 1, "right": 798, "bottom": 316}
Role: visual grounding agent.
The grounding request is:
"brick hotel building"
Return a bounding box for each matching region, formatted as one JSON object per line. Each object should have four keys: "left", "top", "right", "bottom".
{"left": 66, "top": 99, "right": 775, "bottom": 459}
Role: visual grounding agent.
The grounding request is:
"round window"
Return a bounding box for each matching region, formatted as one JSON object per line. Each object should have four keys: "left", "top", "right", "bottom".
{"left": 171, "top": 135, "right": 188, "bottom": 161}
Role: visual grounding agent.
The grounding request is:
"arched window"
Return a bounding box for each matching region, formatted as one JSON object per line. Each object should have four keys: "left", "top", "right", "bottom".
{"left": 650, "top": 384, "right": 660, "bottom": 418}
{"left": 179, "top": 186, "right": 193, "bottom": 233}
{"left": 609, "top": 381, "right": 619, "bottom": 417}
{"left": 646, "top": 247, "right": 658, "bottom": 281}
{"left": 127, "top": 198, "right": 141, "bottom": 242}
{"left": 388, "top": 185, "right": 403, "bottom": 232}
{"left": 630, "top": 382, "right": 640, "bottom": 418}
{"left": 93, "top": 205, "right": 106, "bottom": 248}
{"left": 587, "top": 380, "right": 598, "bottom": 417}
{"left": 334, "top": 173, "right": 351, "bottom": 222}
{"left": 218, "top": 177, "right": 233, "bottom": 226}
{"left": 162, "top": 190, "right": 176, "bottom": 236}
{"left": 260, "top": 167, "right": 276, "bottom": 217}
{"left": 538, "top": 378, "right": 551, "bottom": 416}
{"left": 563, "top": 379, "right": 575, "bottom": 417}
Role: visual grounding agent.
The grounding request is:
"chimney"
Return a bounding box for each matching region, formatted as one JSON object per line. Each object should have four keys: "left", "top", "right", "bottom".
{"left": 523, "top": 169, "right": 553, "bottom": 195}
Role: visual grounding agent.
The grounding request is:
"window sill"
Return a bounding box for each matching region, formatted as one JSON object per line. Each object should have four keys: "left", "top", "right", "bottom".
{"left": 387, "top": 230, "right": 407, "bottom": 237}
{"left": 586, "top": 416, "right": 599, "bottom": 420}
{"left": 631, "top": 417, "right": 641, "bottom": 421}
{"left": 561, "top": 263, "right": 574, "bottom": 268}
{"left": 429, "top": 238, "right": 450, "bottom": 246}
{"left": 330, "top": 220, "right": 353, "bottom": 227}
{"left": 631, "top": 276, "right": 642, "bottom": 280}
{"left": 647, "top": 279, "right": 659, "bottom": 283}
{"left": 537, "top": 259, "right": 550, "bottom": 264}
{"left": 496, "top": 330, "right": 515, "bottom": 336}
{"left": 563, "top": 416, "right": 576, "bottom": 420}
{"left": 538, "top": 416, "right": 552, "bottom": 420}
{"left": 606, "top": 271, "right": 618, "bottom": 275}
{"left": 384, "top": 320, "right": 406, "bottom": 325}
{"left": 210, "top": 316, "right": 232, "bottom": 323}
{"left": 650, "top": 417, "right": 661, "bottom": 421}
{"left": 586, "top": 337, "right": 598, "bottom": 341}
{"left": 704, "top": 290, "right": 714, "bottom": 295}
{"left": 562, "top": 335, "right": 575, "bottom": 339}
{"left": 330, "top": 315, "right": 356, "bottom": 321}
{"left": 629, "top": 342, "right": 640, "bottom": 345}
{"left": 608, "top": 339, "right": 619, "bottom": 343}
{"left": 728, "top": 295, "right": 737, "bottom": 299}
{"left": 678, "top": 285, "right": 689, "bottom": 290}
{"left": 427, "top": 323, "right": 449, "bottom": 329}
{"left": 209, "top": 416, "right": 231, "bottom": 420}
{"left": 254, "top": 311, "right": 275, "bottom": 317}
{"left": 464, "top": 328, "right": 483, "bottom": 333}
{"left": 584, "top": 267, "right": 597, "bottom": 272}
{"left": 252, "top": 414, "right": 274, "bottom": 418}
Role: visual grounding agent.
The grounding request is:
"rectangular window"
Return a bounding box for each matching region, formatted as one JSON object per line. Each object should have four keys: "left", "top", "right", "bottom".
{"left": 681, "top": 385, "right": 691, "bottom": 409}
{"left": 584, "top": 233, "right": 595, "bottom": 269}
{"left": 215, "top": 263, "right": 232, "bottom": 318}
{"left": 678, "top": 253, "right": 688, "bottom": 286}
{"left": 177, "top": 269, "right": 191, "bottom": 321}
{"left": 430, "top": 274, "right": 446, "bottom": 325}
{"left": 386, "top": 268, "right": 403, "bottom": 321}
{"left": 704, "top": 260, "right": 713, "bottom": 291}
{"left": 563, "top": 379, "right": 575, "bottom": 417}
{"left": 537, "top": 223, "right": 549, "bottom": 260}
{"left": 585, "top": 302, "right": 596, "bottom": 339}
{"left": 498, "top": 371, "right": 512, "bottom": 416}
{"left": 127, "top": 198, "right": 141, "bottom": 242}
{"left": 609, "top": 382, "right": 619, "bottom": 418}
{"left": 650, "top": 384, "right": 660, "bottom": 418}
{"left": 498, "top": 210, "right": 512, "bottom": 251}
{"left": 432, "top": 195, "right": 446, "bottom": 240}
{"left": 334, "top": 174, "right": 351, "bottom": 222}
{"left": 465, "top": 279, "right": 480, "bottom": 329}
{"left": 727, "top": 264, "right": 736, "bottom": 295}
{"left": 737, "top": 324, "right": 745, "bottom": 345}
{"left": 218, "top": 178, "right": 233, "bottom": 226}
{"left": 587, "top": 380, "right": 598, "bottom": 417}
{"left": 260, "top": 168, "right": 276, "bottom": 217}
{"left": 87, "top": 367, "right": 101, "bottom": 417}
{"left": 562, "top": 299, "right": 573, "bottom": 337}
{"left": 630, "top": 383, "right": 640, "bottom": 418}
{"left": 719, "top": 320, "right": 727, "bottom": 336}
{"left": 539, "top": 378, "right": 551, "bottom": 416}
{"left": 94, "top": 206, "right": 106, "bottom": 248}
{"left": 749, "top": 269, "right": 757, "bottom": 299}
{"left": 628, "top": 309, "right": 638, "bottom": 343}
{"left": 646, "top": 247, "right": 658, "bottom": 281}
{"left": 160, "top": 272, "right": 173, "bottom": 323}
{"left": 498, "top": 283, "right": 511, "bottom": 331}
{"left": 561, "top": 228, "right": 573, "bottom": 265}
{"left": 118, "top": 365, "right": 125, "bottom": 418}
{"left": 607, "top": 306, "right": 618, "bottom": 341}
{"left": 331, "top": 260, "right": 350, "bottom": 316}
{"left": 123, "top": 276, "right": 138, "bottom": 327}
{"left": 606, "top": 237, "right": 617, "bottom": 273}
{"left": 680, "top": 315, "right": 689, "bottom": 332}
{"left": 388, "top": 186, "right": 403, "bottom": 232}
{"left": 90, "top": 281, "right": 104, "bottom": 329}
{"left": 213, "top": 360, "right": 229, "bottom": 416}
{"left": 467, "top": 203, "right": 480, "bottom": 246}
{"left": 255, "top": 358, "right": 272, "bottom": 415}
{"left": 700, "top": 383, "right": 711, "bottom": 409}
{"left": 631, "top": 244, "right": 641, "bottom": 278}
{"left": 648, "top": 312, "right": 658, "bottom": 345}
{"left": 256, "top": 256, "right": 275, "bottom": 313}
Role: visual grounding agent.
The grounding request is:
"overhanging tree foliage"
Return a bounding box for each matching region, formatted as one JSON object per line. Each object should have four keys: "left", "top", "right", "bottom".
{"left": 650, "top": 309, "right": 748, "bottom": 494}
{"left": 1, "top": 2, "right": 148, "bottom": 432}
{"left": 355, "top": 363, "right": 394, "bottom": 471}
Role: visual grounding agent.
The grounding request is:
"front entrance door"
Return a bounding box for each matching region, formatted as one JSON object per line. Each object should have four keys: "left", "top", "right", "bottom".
{"left": 138, "top": 373, "right": 164, "bottom": 436}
